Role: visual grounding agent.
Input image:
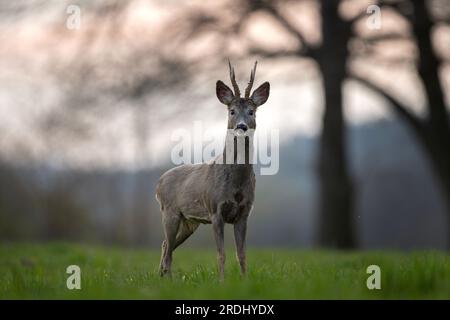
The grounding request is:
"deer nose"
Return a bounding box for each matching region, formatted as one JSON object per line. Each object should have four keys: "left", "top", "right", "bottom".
{"left": 236, "top": 123, "right": 248, "bottom": 132}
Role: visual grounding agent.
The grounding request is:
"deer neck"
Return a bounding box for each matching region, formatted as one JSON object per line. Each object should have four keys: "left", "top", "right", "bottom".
{"left": 221, "top": 130, "right": 254, "bottom": 168}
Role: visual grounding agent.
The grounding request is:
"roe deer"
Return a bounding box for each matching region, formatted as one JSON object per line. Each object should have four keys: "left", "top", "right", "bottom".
{"left": 155, "top": 61, "right": 270, "bottom": 280}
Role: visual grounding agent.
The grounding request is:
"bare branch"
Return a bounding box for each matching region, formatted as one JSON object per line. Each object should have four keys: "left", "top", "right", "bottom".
{"left": 348, "top": 9, "right": 369, "bottom": 24}
{"left": 358, "top": 33, "right": 412, "bottom": 43}
{"left": 350, "top": 54, "right": 416, "bottom": 67}
{"left": 350, "top": 74, "right": 424, "bottom": 134}
{"left": 256, "top": 1, "right": 314, "bottom": 57}
{"left": 248, "top": 48, "right": 301, "bottom": 59}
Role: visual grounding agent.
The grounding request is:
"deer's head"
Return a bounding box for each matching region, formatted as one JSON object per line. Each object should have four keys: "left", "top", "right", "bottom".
{"left": 216, "top": 61, "right": 270, "bottom": 136}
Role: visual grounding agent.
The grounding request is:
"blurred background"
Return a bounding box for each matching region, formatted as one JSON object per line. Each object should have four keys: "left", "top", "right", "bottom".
{"left": 0, "top": 0, "right": 449, "bottom": 250}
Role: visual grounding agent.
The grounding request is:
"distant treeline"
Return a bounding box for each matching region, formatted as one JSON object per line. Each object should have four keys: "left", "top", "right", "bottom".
{"left": 0, "top": 119, "right": 447, "bottom": 249}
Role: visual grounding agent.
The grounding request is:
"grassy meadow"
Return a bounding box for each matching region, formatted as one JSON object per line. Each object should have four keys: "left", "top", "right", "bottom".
{"left": 0, "top": 243, "right": 449, "bottom": 299}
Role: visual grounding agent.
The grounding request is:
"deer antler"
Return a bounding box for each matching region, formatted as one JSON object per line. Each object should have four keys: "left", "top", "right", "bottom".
{"left": 245, "top": 61, "right": 257, "bottom": 98}
{"left": 228, "top": 59, "right": 241, "bottom": 98}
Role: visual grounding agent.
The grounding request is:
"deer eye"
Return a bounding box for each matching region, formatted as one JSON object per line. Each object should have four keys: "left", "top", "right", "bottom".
{"left": 248, "top": 110, "right": 254, "bottom": 116}
{"left": 230, "top": 110, "right": 235, "bottom": 115}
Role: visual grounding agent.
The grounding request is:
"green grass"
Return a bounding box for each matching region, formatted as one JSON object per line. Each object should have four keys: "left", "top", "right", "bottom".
{"left": 0, "top": 243, "right": 449, "bottom": 299}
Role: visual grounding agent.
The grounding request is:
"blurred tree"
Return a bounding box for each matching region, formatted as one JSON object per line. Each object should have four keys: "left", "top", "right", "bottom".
{"left": 249, "top": 0, "right": 356, "bottom": 248}
{"left": 38, "top": 1, "right": 190, "bottom": 245}
{"left": 316, "top": 0, "right": 354, "bottom": 248}
{"left": 42, "top": 187, "right": 91, "bottom": 241}
{"left": 351, "top": 0, "right": 450, "bottom": 248}
{"left": 245, "top": 0, "right": 450, "bottom": 248}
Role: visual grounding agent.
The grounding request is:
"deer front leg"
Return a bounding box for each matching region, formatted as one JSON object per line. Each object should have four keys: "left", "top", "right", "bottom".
{"left": 234, "top": 215, "right": 248, "bottom": 276}
{"left": 211, "top": 213, "right": 225, "bottom": 281}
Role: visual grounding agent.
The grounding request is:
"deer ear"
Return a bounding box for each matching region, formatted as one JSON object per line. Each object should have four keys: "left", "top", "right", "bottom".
{"left": 216, "top": 80, "right": 234, "bottom": 105}
{"left": 251, "top": 82, "right": 270, "bottom": 107}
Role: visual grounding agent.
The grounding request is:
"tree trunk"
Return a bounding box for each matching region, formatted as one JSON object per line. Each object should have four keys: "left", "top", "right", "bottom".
{"left": 316, "top": 0, "right": 355, "bottom": 248}
{"left": 411, "top": 1, "right": 450, "bottom": 249}
{"left": 421, "top": 131, "right": 450, "bottom": 249}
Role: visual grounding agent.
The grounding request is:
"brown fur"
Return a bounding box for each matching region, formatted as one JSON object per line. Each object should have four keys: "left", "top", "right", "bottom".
{"left": 156, "top": 62, "right": 270, "bottom": 280}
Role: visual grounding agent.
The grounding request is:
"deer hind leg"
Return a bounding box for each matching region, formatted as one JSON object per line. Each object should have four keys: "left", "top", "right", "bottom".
{"left": 159, "top": 210, "right": 181, "bottom": 277}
